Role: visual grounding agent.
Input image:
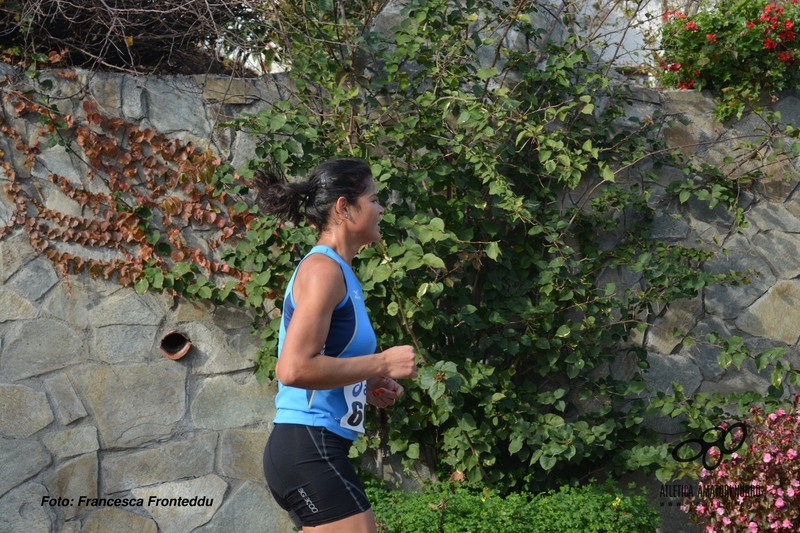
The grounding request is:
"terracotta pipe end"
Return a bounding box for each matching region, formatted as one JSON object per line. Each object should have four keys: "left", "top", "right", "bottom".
{"left": 160, "top": 330, "right": 192, "bottom": 360}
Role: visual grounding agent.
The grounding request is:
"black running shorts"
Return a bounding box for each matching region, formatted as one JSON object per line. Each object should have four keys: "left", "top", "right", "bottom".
{"left": 263, "top": 423, "right": 371, "bottom": 528}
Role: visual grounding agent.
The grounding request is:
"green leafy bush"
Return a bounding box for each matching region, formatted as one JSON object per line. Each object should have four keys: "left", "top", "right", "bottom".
{"left": 367, "top": 480, "right": 660, "bottom": 533}
{"left": 222, "top": 0, "right": 765, "bottom": 490}
{"left": 659, "top": 0, "right": 800, "bottom": 120}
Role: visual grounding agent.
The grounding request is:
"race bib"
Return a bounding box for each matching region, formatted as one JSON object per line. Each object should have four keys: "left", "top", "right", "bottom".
{"left": 340, "top": 380, "right": 367, "bottom": 433}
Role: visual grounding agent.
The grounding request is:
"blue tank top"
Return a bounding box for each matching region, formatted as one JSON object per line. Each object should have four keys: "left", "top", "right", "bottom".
{"left": 272, "top": 245, "right": 377, "bottom": 440}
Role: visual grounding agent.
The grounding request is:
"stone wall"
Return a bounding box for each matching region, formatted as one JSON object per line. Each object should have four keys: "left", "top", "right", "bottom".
{"left": 0, "top": 71, "right": 296, "bottom": 533}
{"left": 2, "top": 67, "right": 800, "bottom": 533}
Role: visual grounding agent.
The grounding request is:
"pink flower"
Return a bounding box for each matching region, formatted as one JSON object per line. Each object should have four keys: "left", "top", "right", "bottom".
{"left": 787, "top": 487, "right": 795, "bottom": 497}
{"left": 775, "top": 497, "right": 785, "bottom": 508}
{"left": 783, "top": 520, "right": 792, "bottom": 528}
{"left": 748, "top": 522, "right": 759, "bottom": 532}
{"left": 723, "top": 517, "right": 731, "bottom": 525}
{"left": 764, "top": 453, "right": 773, "bottom": 463}
{"left": 786, "top": 448, "right": 797, "bottom": 459}
{"left": 776, "top": 409, "right": 786, "bottom": 416}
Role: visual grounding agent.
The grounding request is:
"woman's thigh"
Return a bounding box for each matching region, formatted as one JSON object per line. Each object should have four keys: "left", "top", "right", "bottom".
{"left": 301, "top": 509, "right": 377, "bottom": 533}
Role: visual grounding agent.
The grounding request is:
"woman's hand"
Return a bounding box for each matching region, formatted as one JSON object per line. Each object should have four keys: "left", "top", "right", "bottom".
{"left": 381, "top": 345, "right": 418, "bottom": 379}
{"left": 366, "top": 376, "right": 404, "bottom": 408}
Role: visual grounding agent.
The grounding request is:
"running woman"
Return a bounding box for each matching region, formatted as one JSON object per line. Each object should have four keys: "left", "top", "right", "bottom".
{"left": 255, "top": 158, "right": 418, "bottom": 532}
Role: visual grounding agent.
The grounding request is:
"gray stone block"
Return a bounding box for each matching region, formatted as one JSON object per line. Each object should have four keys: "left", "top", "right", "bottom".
{"left": 736, "top": 280, "right": 800, "bottom": 345}
{"left": 185, "top": 322, "right": 254, "bottom": 375}
{"left": 1, "top": 319, "right": 85, "bottom": 381}
{"left": 82, "top": 508, "right": 157, "bottom": 533}
{"left": 0, "top": 231, "right": 38, "bottom": 283}
{"left": 193, "top": 481, "right": 294, "bottom": 533}
{"left": 102, "top": 433, "right": 217, "bottom": 494}
{"left": 218, "top": 429, "right": 269, "bottom": 483}
{"left": 651, "top": 211, "right": 690, "bottom": 240}
{"left": 643, "top": 352, "right": 702, "bottom": 397}
{"left": 45, "top": 373, "right": 88, "bottom": 425}
{"left": 0, "top": 384, "right": 54, "bottom": 438}
{"left": 88, "top": 289, "right": 165, "bottom": 326}
{"left": 213, "top": 305, "right": 256, "bottom": 330}
{"left": 144, "top": 77, "right": 209, "bottom": 136}
{"left": 93, "top": 325, "right": 159, "bottom": 363}
{"left": 89, "top": 74, "right": 122, "bottom": 115}
{"left": 132, "top": 474, "right": 227, "bottom": 533}
{"left": 0, "top": 288, "right": 38, "bottom": 322}
{"left": 0, "top": 482, "right": 55, "bottom": 533}
{"left": 121, "top": 76, "right": 147, "bottom": 120}
{"left": 191, "top": 375, "right": 276, "bottom": 430}
{"left": 70, "top": 361, "right": 186, "bottom": 448}
{"left": 748, "top": 201, "right": 800, "bottom": 233}
{"left": 43, "top": 452, "right": 98, "bottom": 520}
{"left": 42, "top": 426, "right": 99, "bottom": 460}
{"left": 0, "top": 438, "right": 51, "bottom": 498}
{"left": 752, "top": 230, "right": 800, "bottom": 279}
{"left": 687, "top": 317, "right": 730, "bottom": 382}
{"left": 30, "top": 144, "right": 85, "bottom": 185}
{"left": 174, "top": 297, "right": 215, "bottom": 322}
{"left": 6, "top": 256, "right": 60, "bottom": 301}
{"left": 645, "top": 296, "right": 703, "bottom": 355}
{"left": 703, "top": 235, "right": 775, "bottom": 319}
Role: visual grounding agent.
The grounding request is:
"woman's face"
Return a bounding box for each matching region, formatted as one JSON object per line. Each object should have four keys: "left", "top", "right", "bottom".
{"left": 348, "top": 178, "right": 384, "bottom": 245}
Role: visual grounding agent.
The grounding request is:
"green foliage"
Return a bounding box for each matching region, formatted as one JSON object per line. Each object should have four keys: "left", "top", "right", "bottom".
{"left": 220, "top": 0, "right": 767, "bottom": 490}
{"left": 659, "top": 0, "right": 800, "bottom": 121}
{"left": 367, "top": 479, "right": 661, "bottom": 533}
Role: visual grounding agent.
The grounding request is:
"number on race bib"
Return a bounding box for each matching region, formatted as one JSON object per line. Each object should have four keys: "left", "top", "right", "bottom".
{"left": 341, "top": 380, "right": 367, "bottom": 433}
{"left": 347, "top": 401, "right": 364, "bottom": 427}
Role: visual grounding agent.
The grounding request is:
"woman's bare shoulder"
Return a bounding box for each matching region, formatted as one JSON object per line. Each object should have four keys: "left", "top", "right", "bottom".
{"left": 292, "top": 253, "right": 346, "bottom": 304}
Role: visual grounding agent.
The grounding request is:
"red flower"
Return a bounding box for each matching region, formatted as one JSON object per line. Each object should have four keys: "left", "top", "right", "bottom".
{"left": 778, "top": 51, "right": 795, "bottom": 61}
{"left": 663, "top": 10, "right": 686, "bottom": 21}
{"left": 785, "top": 19, "right": 794, "bottom": 30}
{"left": 747, "top": 21, "right": 756, "bottom": 29}
{"left": 685, "top": 20, "right": 700, "bottom": 31}
{"left": 706, "top": 33, "right": 717, "bottom": 43}
{"left": 779, "top": 29, "right": 796, "bottom": 41}
{"left": 678, "top": 79, "right": 695, "bottom": 90}
{"left": 764, "top": 37, "right": 779, "bottom": 49}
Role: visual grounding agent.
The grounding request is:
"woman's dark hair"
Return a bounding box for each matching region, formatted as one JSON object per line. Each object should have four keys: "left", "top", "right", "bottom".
{"left": 253, "top": 158, "right": 373, "bottom": 231}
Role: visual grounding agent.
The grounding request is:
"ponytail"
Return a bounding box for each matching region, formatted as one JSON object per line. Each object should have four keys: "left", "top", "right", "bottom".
{"left": 253, "top": 158, "right": 372, "bottom": 231}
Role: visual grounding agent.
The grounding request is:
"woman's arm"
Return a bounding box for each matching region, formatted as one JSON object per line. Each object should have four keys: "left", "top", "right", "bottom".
{"left": 275, "top": 254, "right": 417, "bottom": 390}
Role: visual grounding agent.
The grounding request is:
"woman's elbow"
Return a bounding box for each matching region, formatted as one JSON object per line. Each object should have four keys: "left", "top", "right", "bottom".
{"left": 275, "top": 359, "right": 303, "bottom": 388}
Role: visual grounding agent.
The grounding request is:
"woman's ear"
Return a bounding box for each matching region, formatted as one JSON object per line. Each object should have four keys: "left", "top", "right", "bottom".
{"left": 333, "top": 196, "right": 350, "bottom": 222}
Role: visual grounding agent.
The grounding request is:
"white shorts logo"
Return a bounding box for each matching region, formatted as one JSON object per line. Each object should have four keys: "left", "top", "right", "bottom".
{"left": 298, "top": 487, "right": 318, "bottom": 513}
